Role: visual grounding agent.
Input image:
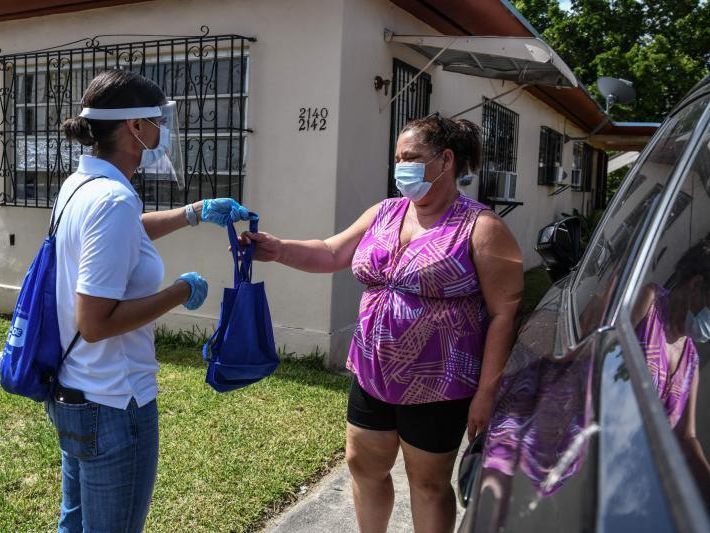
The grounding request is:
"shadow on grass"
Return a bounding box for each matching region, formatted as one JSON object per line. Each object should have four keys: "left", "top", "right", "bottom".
{"left": 521, "top": 266, "right": 553, "bottom": 320}
{"left": 269, "top": 361, "right": 351, "bottom": 393}
{"left": 155, "top": 343, "right": 205, "bottom": 368}
{"left": 156, "top": 346, "right": 351, "bottom": 393}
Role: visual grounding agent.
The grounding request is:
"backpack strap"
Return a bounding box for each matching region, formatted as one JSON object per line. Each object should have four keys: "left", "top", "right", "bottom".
{"left": 47, "top": 331, "right": 81, "bottom": 390}
{"left": 61, "top": 331, "right": 82, "bottom": 364}
{"left": 50, "top": 175, "right": 107, "bottom": 365}
{"left": 49, "top": 176, "right": 105, "bottom": 237}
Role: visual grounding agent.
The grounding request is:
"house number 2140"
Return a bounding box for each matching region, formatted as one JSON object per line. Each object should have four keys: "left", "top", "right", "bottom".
{"left": 299, "top": 107, "right": 328, "bottom": 131}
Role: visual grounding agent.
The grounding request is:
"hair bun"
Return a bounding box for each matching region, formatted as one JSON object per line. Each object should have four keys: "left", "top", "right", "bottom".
{"left": 401, "top": 113, "right": 483, "bottom": 178}
{"left": 61, "top": 116, "right": 96, "bottom": 147}
{"left": 454, "top": 119, "right": 482, "bottom": 173}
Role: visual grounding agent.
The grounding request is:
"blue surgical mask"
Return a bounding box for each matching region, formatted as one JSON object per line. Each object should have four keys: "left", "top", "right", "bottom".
{"left": 686, "top": 307, "right": 710, "bottom": 344}
{"left": 394, "top": 153, "right": 443, "bottom": 201}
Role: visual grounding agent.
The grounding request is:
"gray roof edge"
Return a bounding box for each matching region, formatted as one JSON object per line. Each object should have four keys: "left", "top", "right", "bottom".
{"left": 612, "top": 121, "right": 662, "bottom": 128}
{"left": 498, "top": 0, "right": 542, "bottom": 39}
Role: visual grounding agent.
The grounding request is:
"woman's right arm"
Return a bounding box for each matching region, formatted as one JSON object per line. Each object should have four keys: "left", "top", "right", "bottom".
{"left": 242, "top": 203, "right": 380, "bottom": 273}
{"left": 73, "top": 197, "right": 199, "bottom": 343}
{"left": 76, "top": 283, "right": 190, "bottom": 343}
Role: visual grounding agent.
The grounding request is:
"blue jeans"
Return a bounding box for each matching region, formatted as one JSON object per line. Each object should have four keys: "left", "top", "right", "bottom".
{"left": 46, "top": 397, "right": 159, "bottom": 533}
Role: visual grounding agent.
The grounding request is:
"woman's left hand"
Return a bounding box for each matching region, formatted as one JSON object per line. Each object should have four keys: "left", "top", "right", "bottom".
{"left": 467, "top": 388, "right": 496, "bottom": 441}
{"left": 201, "top": 198, "right": 250, "bottom": 226}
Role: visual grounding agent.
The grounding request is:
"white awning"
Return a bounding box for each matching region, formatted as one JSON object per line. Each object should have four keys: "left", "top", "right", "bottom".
{"left": 387, "top": 34, "right": 578, "bottom": 88}
{"left": 608, "top": 151, "right": 640, "bottom": 173}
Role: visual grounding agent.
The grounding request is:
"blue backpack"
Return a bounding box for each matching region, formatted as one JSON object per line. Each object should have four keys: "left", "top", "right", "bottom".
{"left": 1, "top": 177, "right": 98, "bottom": 401}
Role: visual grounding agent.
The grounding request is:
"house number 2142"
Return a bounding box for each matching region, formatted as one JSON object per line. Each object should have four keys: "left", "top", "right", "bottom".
{"left": 299, "top": 107, "right": 328, "bottom": 131}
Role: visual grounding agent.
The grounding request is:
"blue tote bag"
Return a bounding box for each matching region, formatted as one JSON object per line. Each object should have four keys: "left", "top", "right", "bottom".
{"left": 203, "top": 214, "right": 279, "bottom": 392}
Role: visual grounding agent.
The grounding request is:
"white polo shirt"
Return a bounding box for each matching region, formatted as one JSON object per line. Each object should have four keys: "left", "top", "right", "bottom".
{"left": 55, "top": 155, "right": 165, "bottom": 409}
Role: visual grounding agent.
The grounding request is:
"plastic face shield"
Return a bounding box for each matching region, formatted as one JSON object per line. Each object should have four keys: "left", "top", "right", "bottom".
{"left": 79, "top": 100, "right": 185, "bottom": 190}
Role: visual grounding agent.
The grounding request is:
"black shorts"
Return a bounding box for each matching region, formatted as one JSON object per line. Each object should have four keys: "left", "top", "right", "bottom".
{"left": 346, "top": 379, "right": 472, "bottom": 454}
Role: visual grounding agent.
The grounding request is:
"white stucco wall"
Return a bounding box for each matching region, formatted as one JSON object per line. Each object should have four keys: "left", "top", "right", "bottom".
{"left": 0, "top": 0, "right": 347, "bottom": 359}
{"left": 0, "top": 0, "right": 606, "bottom": 366}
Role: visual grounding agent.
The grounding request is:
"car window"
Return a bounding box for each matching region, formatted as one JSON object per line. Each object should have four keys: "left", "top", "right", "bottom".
{"left": 627, "top": 121, "right": 710, "bottom": 505}
{"left": 572, "top": 94, "right": 710, "bottom": 339}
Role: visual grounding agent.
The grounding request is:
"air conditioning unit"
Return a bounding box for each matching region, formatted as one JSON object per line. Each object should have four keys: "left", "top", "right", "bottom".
{"left": 493, "top": 171, "right": 517, "bottom": 200}
{"left": 570, "top": 168, "right": 582, "bottom": 187}
{"left": 555, "top": 167, "right": 567, "bottom": 183}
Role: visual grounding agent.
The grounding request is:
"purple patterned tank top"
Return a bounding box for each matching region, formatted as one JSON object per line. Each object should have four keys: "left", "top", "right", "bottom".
{"left": 635, "top": 284, "right": 699, "bottom": 428}
{"left": 347, "top": 195, "right": 490, "bottom": 405}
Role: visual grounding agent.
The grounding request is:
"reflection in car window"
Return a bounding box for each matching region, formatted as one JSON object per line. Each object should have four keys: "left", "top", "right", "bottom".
{"left": 476, "top": 297, "right": 598, "bottom": 530}
{"left": 630, "top": 123, "right": 710, "bottom": 505}
{"left": 572, "top": 94, "right": 710, "bottom": 339}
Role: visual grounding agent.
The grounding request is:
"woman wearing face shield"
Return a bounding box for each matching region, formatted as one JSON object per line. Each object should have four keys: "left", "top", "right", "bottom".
{"left": 242, "top": 114, "right": 523, "bottom": 532}
{"left": 48, "top": 69, "right": 250, "bottom": 532}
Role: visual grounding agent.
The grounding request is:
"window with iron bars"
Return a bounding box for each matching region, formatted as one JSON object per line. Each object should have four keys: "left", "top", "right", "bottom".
{"left": 572, "top": 141, "right": 594, "bottom": 192}
{"left": 479, "top": 99, "right": 519, "bottom": 203}
{"left": 388, "top": 58, "right": 432, "bottom": 198}
{"left": 537, "top": 126, "right": 563, "bottom": 185}
{"left": 0, "top": 30, "right": 253, "bottom": 210}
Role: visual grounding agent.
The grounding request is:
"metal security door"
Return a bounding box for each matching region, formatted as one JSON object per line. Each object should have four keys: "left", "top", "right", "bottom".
{"left": 388, "top": 59, "right": 432, "bottom": 197}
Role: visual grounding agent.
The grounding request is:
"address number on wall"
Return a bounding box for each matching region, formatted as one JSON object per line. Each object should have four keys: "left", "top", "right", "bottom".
{"left": 299, "top": 107, "right": 328, "bottom": 131}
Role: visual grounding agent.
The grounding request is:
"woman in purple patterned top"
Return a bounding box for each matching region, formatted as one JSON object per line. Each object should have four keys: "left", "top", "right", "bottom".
{"left": 242, "top": 114, "right": 523, "bottom": 532}
{"left": 632, "top": 237, "right": 710, "bottom": 499}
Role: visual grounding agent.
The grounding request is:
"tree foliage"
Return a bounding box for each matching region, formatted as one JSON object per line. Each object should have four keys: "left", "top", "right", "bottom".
{"left": 513, "top": 0, "right": 710, "bottom": 121}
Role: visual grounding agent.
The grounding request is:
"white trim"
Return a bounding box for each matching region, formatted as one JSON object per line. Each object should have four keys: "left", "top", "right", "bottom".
{"left": 80, "top": 106, "right": 161, "bottom": 120}
{"left": 387, "top": 34, "right": 578, "bottom": 88}
{"left": 607, "top": 151, "right": 640, "bottom": 173}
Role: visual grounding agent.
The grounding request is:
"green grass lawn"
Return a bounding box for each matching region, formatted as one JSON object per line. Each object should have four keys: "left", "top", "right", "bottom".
{"left": 0, "top": 268, "right": 551, "bottom": 532}
{"left": 521, "top": 266, "right": 553, "bottom": 318}
{"left": 0, "top": 319, "right": 350, "bottom": 532}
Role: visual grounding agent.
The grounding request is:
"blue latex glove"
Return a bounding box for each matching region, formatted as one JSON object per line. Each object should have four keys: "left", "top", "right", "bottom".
{"left": 201, "top": 198, "right": 250, "bottom": 227}
{"left": 178, "top": 272, "right": 208, "bottom": 310}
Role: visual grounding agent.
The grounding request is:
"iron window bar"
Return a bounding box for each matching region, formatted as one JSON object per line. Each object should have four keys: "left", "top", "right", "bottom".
{"left": 538, "top": 125, "right": 563, "bottom": 186}
{"left": 0, "top": 27, "right": 255, "bottom": 210}
{"left": 387, "top": 59, "right": 432, "bottom": 198}
{"left": 479, "top": 98, "right": 523, "bottom": 217}
{"left": 571, "top": 141, "right": 594, "bottom": 192}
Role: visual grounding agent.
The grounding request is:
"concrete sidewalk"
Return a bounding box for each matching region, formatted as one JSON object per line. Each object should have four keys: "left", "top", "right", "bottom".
{"left": 263, "top": 443, "right": 467, "bottom": 532}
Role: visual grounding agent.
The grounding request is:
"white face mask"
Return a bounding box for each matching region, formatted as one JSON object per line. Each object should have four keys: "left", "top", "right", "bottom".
{"left": 686, "top": 307, "right": 710, "bottom": 344}
{"left": 394, "top": 152, "right": 444, "bottom": 201}
{"left": 133, "top": 120, "right": 170, "bottom": 169}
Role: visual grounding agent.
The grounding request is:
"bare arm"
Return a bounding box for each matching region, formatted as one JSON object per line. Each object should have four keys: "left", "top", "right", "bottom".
{"left": 631, "top": 283, "right": 656, "bottom": 327}
{"left": 468, "top": 211, "right": 524, "bottom": 438}
{"left": 243, "top": 203, "right": 381, "bottom": 273}
{"left": 141, "top": 201, "right": 203, "bottom": 240}
{"left": 76, "top": 282, "right": 190, "bottom": 343}
{"left": 674, "top": 370, "right": 710, "bottom": 501}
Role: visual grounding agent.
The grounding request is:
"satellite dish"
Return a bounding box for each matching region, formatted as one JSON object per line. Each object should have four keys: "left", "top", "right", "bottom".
{"left": 597, "top": 77, "right": 636, "bottom": 113}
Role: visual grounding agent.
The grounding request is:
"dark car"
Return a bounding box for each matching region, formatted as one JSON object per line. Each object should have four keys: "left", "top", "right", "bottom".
{"left": 457, "top": 77, "right": 710, "bottom": 533}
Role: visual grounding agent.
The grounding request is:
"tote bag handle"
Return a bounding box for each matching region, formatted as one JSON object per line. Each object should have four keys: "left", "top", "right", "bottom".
{"left": 226, "top": 213, "right": 259, "bottom": 286}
